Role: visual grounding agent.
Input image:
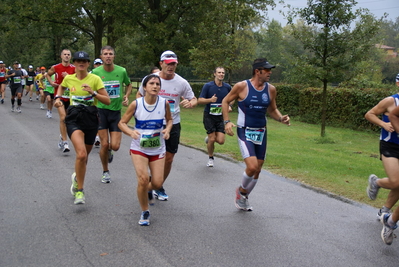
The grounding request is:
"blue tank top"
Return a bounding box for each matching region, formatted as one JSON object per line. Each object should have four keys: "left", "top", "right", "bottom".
{"left": 381, "top": 94, "right": 399, "bottom": 144}
{"left": 237, "top": 80, "right": 270, "bottom": 128}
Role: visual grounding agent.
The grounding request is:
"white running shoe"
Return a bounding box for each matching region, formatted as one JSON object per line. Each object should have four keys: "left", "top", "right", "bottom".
{"left": 58, "top": 135, "right": 63, "bottom": 149}
{"left": 94, "top": 136, "right": 100, "bottom": 147}
{"left": 63, "top": 142, "right": 70, "bottom": 153}
{"left": 40, "top": 104, "right": 45, "bottom": 110}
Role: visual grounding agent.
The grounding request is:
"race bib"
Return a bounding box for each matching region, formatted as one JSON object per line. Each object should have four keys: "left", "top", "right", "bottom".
{"left": 168, "top": 99, "right": 175, "bottom": 113}
{"left": 62, "top": 88, "right": 71, "bottom": 99}
{"left": 209, "top": 103, "right": 222, "bottom": 115}
{"left": 0, "top": 73, "right": 4, "bottom": 78}
{"left": 245, "top": 127, "right": 265, "bottom": 145}
{"left": 104, "top": 81, "right": 121, "bottom": 99}
{"left": 71, "top": 95, "right": 95, "bottom": 106}
{"left": 28, "top": 77, "right": 33, "bottom": 82}
{"left": 140, "top": 132, "right": 161, "bottom": 148}
{"left": 14, "top": 76, "right": 21, "bottom": 83}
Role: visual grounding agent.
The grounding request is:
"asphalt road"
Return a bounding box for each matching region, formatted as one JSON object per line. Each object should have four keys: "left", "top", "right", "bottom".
{"left": 1, "top": 96, "right": 399, "bottom": 267}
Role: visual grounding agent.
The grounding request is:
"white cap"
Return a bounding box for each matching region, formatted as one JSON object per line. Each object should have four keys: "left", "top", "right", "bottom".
{"left": 160, "top": 50, "right": 178, "bottom": 64}
{"left": 94, "top": 58, "right": 103, "bottom": 64}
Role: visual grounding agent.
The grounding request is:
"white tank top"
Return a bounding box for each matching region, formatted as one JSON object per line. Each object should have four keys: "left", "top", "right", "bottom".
{"left": 130, "top": 96, "right": 167, "bottom": 155}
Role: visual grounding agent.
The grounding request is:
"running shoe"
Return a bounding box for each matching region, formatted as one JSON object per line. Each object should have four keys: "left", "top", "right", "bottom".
{"left": 380, "top": 213, "right": 397, "bottom": 245}
{"left": 58, "top": 135, "right": 63, "bottom": 149}
{"left": 29, "top": 97, "right": 32, "bottom": 102}
{"left": 40, "top": 104, "right": 45, "bottom": 110}
{"left": 48, "top": 111, "right": 52, "bottom": 118}
{"left": 108, "top": 149, "right": 114, "bottom": 163}
{"left": 94, "top": 136, "right": 100, "bottom": 147}
{"left": 101, "top": 171, "right": 111, "bottom": 184}
{"left": 205, "top": 136, "right": 208, "bottom": 144}
{"left": 16, "top": 106, "right": 21, "bottom": 113}
{"left": 63, "top": 142, "right": 70, "bottom": 153}
{"left": 70, "top": 172, "right": 78, "bottom": 196}
{"left": 138, "top": 210, "right": 150, "bottom": 226}
{"left": 235, "top": 187, "right": 253, "bottom": 211}
{"left": 46, "top": 110, "right": 50, "bottom": 118}
{"left": 36, "top": 96, "right": 39, "bottom": 100}
{"left": 367, "top": 174, "right": 380, "bottom": 200}
{"left": 148, "top": 191, "right": 155, "bottom": 206}
{"left": 1, "top": 99, "right": 3, "bottom": 104}
{"left": 153, "top": 188, "right": 168, "bottom": 201}
{"left": 207, "top": 158, "right": 214, "bottom": 167}
{"left": 377, "top": 207, "right": 391, "bottom": 221}
{"left": 11, "top": 105, "right": 14, "bottom": 112}
{"left": 74, "top": 191, "right": 85, "bottom": 205}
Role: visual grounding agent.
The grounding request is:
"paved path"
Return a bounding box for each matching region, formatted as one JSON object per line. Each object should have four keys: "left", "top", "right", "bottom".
{"left": 1, "top": 97, "right": 398, "bottom": 267}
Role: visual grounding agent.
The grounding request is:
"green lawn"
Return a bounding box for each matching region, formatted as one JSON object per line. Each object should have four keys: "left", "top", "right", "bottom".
{"left": 123, "top": 96, "right": 390, "bottom": 209}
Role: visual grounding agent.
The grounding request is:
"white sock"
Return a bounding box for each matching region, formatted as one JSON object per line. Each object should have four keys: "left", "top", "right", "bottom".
{"left": 241, "top": 171, "right": 254, "bottom": 189}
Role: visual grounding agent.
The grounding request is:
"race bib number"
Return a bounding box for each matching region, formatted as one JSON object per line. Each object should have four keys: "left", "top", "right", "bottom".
{"left": 0, "top": 73, "right": 4, "bottom": 78}
{"left": 28, "top": 77, "right": 33, "bottom": 81}
{"left": 71, "top": 95, "right": 95, "bottom": 106}
{"left": 14, "top": 76, "right": 21, "bottom": 83}
{"left": 168, "top": 99, "right": 175, "bottom": 113}
{"left": 104, "top": 81, "right": 121, "bottom": 99}
{"left": 245, "top": 127, "right": 265, "bottom": 145}
{"left": 140, "top": 132, "right": 161, "bottom": 148}
{"left": 62, "top": 88, "right": 71, "bottom": 99}
{"left": 209, "top": 103, "right": 222, "bottom": 115}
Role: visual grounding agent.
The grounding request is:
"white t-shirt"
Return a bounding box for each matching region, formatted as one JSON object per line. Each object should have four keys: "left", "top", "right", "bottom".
{"left": 21, "top": 69, "right": 28, "bottom": 85}
{"left": 139, "top": 72, "right": 195, "bottom": 124}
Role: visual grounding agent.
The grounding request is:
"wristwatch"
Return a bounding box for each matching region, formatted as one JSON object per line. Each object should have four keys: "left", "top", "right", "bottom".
{"left": 92, "top": 91, "right": 98, "bottom": 97}
{"left": 224, "top": 120, "right": 231, "bottom": 125}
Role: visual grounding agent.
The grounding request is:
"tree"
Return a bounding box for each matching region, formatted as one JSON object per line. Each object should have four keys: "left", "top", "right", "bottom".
{"left": 189, "top": 0, "right": 275, "bottom": 83}
{"left": 286, "top": 0, "right": 382, "bottom": 137}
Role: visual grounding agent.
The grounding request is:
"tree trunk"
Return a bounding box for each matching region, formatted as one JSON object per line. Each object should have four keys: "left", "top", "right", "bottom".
{"left": 320, "top": 80, "right": 328, "bottom": 137}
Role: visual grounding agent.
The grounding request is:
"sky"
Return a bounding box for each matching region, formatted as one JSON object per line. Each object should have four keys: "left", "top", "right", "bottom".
{"left": 265, "top": 0, "right": 399, "bottom": 25}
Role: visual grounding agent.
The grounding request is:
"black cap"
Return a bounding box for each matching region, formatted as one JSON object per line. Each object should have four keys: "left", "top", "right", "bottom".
{"left": 252, "top": 60, "right": 275, "bottom": 69}
{"left": 72, "top": 51, "right": 90, "bottom": 62}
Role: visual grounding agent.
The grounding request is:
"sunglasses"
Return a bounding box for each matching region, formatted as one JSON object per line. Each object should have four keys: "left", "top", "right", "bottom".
{"left": 163, "top": 54, "right": 177, "bottom": 59}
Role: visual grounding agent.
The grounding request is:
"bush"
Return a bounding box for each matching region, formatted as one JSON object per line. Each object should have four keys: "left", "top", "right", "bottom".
{"left": 275, "top": 84, "right": 398, "bottom": 131}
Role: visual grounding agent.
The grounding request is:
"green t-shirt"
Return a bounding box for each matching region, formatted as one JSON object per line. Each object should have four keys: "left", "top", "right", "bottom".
{"left": 61, "top": 73, "right": 104, "bottom": 107}
{"left": 44, "top": 74, "right": 55, "bottom": 94}
{"left": 92, "top": 65, "right": 130, "bottom": 111}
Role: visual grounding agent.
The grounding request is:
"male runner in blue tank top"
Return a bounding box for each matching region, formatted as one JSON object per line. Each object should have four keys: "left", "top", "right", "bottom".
{"left": 365, "top": 92, "right": 399, "bottom": 221}
{"left": 222, "top": 58, "right": 290, "bottom": 211}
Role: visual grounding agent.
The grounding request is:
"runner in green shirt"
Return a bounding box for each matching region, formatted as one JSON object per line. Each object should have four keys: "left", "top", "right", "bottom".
{"left": 44, "top": 73, "right": 55, "bottom": 118}
{"left": 92, "top": 45, "right": 132, "bottom": 183}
